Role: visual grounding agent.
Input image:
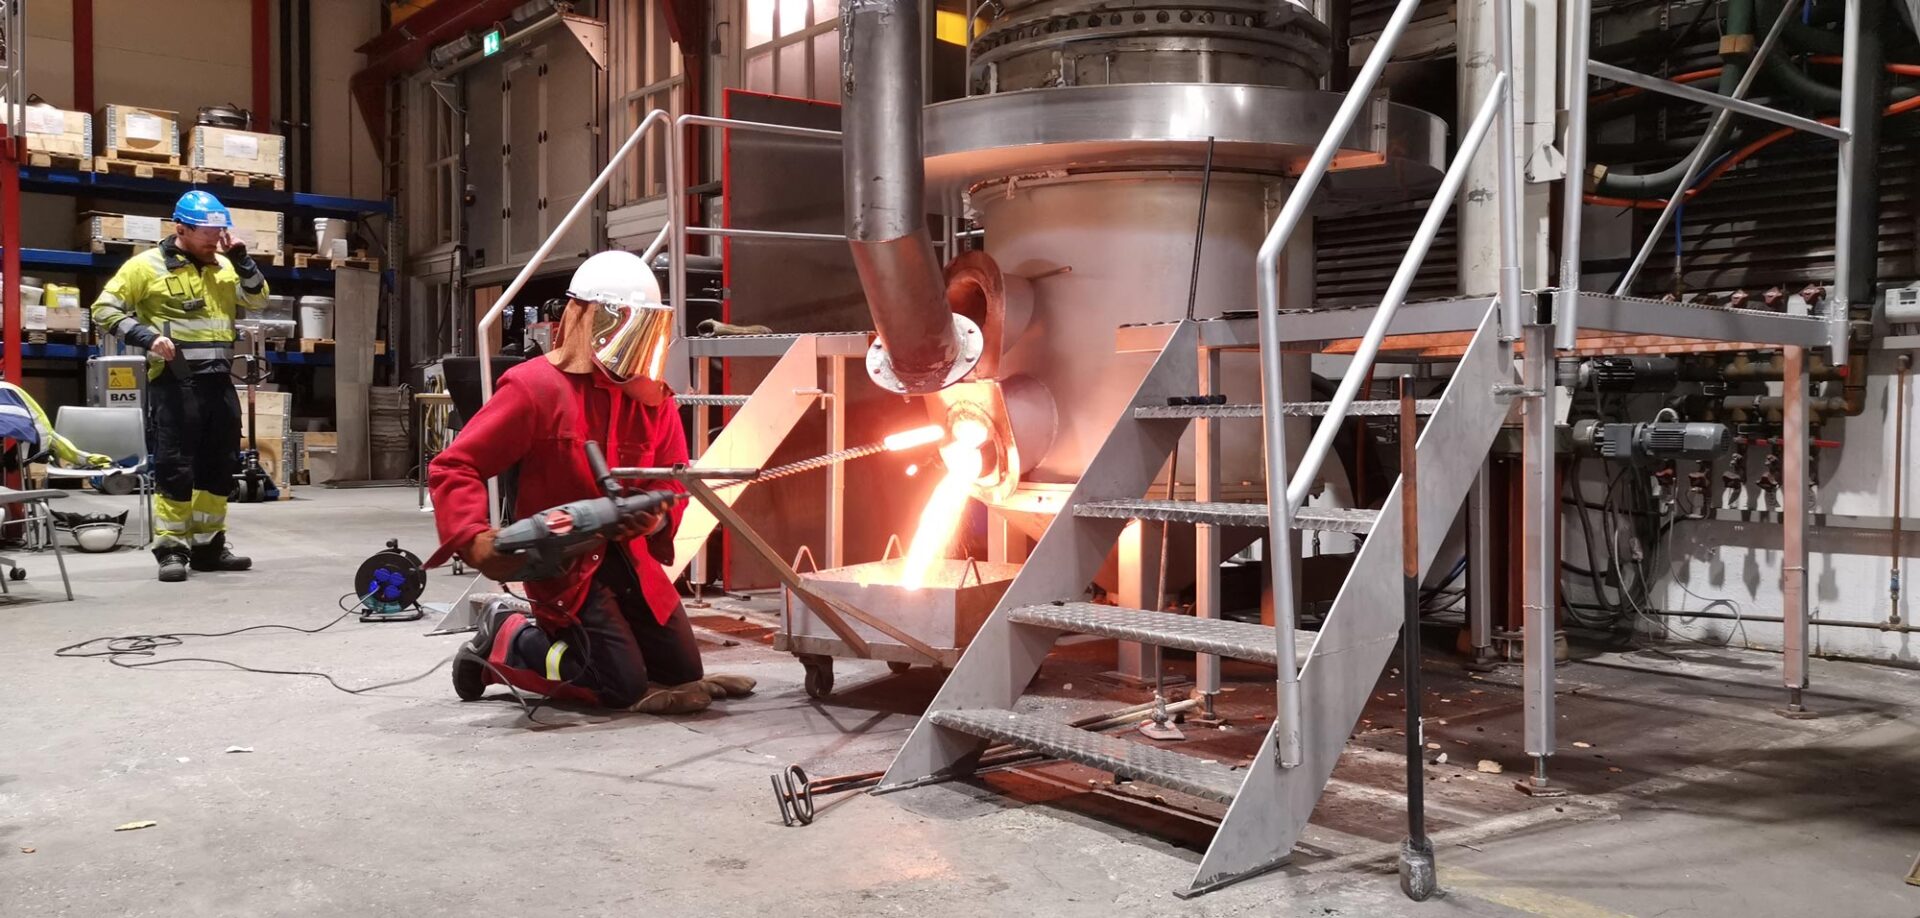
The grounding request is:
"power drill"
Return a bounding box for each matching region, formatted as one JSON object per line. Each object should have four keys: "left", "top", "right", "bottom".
{"left": 491, "top": 441, "right": 688, "bottom": 582}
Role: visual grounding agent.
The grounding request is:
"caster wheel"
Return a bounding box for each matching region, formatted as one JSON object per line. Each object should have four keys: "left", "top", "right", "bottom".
{"left": 887, "top": 661, "right": 912, "bottom": 675}
{"left": 800, "top": 654, "right": 835, "bottom": 699}
{"left": 9, "top": 567, "right": 24, "bottom": 581}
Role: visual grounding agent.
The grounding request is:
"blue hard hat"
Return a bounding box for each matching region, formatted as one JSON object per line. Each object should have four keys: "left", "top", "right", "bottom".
{"left": 173, "top": 190, "right": 233, "bottom": 228}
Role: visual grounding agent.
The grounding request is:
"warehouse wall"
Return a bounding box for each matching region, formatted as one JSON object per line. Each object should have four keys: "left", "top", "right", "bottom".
{"left": 20, "top": 0, "right": 380, "bottom": 199}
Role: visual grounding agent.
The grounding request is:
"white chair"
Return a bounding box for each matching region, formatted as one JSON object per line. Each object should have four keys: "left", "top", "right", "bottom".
{"left": 44, "top": 406, "right": 152, "bottom": 547}
{"left": 0, "top": 486, "right": 73, "bottom": 601}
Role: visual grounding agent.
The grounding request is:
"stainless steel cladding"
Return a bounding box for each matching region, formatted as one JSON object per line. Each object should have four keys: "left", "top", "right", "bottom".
{"left": 969, "top": 0, "right": 1332, "bottom": 94}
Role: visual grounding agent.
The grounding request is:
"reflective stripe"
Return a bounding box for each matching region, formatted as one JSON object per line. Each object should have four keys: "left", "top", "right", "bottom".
{"left": 241, "top": 275, "right": 265, "bottom": 293}
{"left": 110, "top": 317, "right": 138, "bottom": 337}
{"left": 0, "top": 404, "right": 31, "bottom": 420}
{"left": 544, "top": 641, "right": 569, "bottom": 681}
{"left": 165, "top": 316, "right": 235, "bottom": 338}
{"left": 180, "top": 345, "right": 234, "bottom": 361}
{"left": 190, "top": 531, "right": 220, "bottom": 546}
{"left": 154, "top": 519, "right": 189, "bottom": 533}
{"left": 98, "top": 292, "right": 126, "bottom": 308}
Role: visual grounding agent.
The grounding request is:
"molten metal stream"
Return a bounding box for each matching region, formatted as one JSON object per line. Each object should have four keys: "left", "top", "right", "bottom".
{"left": 902, "top": 419, "right": 990, "bottom": 590}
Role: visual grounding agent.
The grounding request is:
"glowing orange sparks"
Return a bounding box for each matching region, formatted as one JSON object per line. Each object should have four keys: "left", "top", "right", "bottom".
{"left": 883, "top": 424, "right": 944, "bottom": 451}
{"left": 901, "top": 419, "right": 990, "bottom": 590}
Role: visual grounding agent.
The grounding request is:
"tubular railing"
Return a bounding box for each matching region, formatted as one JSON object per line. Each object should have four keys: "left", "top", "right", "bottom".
{"left": 1253, "top": 0, "right": 1521, "bottom": 768}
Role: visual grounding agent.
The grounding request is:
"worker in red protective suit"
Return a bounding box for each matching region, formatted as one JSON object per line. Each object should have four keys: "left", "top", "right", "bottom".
{"left": 427, "top": 251, "right": 753, "bottom": 713}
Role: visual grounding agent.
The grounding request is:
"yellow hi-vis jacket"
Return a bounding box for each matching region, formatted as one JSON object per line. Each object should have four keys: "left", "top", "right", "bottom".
{"left": 90, "top": 237, "right": 269, "bottom": 378}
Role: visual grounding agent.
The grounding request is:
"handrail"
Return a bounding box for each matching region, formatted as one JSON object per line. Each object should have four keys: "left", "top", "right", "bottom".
{"left": 668, "top": 114, "right": 845, "bottom": 376}
{"left": 1260, "top": 71, "right": 1512, "bottom": 768}
{"left": 471, "top": 107, "right": 675, "bottom": 523}
{"left": 1253, "top": 0, "right": 1428, "bottom": 769}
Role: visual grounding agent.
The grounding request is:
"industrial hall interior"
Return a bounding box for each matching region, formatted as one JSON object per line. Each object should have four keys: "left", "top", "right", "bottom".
{"left": 4, "top": 0, "right": 1920, "bottom": 914}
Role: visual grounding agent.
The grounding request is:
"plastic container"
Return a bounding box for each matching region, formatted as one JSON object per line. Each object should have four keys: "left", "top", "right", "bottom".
{"left": 297, "top": 295, "right": 334, "bottom": 339}
{"left": 263, "top": 294, "right": 296, "bottom": 323}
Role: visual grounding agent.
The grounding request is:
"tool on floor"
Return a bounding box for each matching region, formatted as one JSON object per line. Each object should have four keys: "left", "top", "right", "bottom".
{"left": 1395, "top": 378, "right": 1437, "bottom": 901}
{"left": 231, "top": 340, "right": 275, "bottom": 503}
{"left": 492, "top": 441, "right": 689, "bottom": 582}
{"left": 353, "top": 539, "right": 428, "bottom": 622}
{"left": 769, "top": 698, "right": 1197, "bottom": 826}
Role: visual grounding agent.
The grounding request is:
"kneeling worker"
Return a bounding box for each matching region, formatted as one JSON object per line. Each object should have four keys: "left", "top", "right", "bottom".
{"left": 427, "top": 251, "right": 752, "bottom": 713}
{"left": 91, "top": 190, "right": 264, "bottom": 582}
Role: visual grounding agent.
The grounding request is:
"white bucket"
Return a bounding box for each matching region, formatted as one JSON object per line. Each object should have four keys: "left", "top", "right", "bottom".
{"left": 314, "top": 218, "right": 349, "bottom": 255}
{"left": 298, "top": 295, "right": 335, "bottom": 339}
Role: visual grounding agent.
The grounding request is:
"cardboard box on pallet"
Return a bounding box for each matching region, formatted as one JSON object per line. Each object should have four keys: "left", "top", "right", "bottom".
{"left": 229, "top": 207, "right": 285, "bottom": 263}
{"left": 96, "top": 105, "right": 181, "bottom": 163}
{"left": 187, "top": 126, "right": 286, "bottom": 178}
{"left": 77, "top": 212, "right": 175, "bottom": 250}
{"left": 20, "top": 105, "right": 92, "bottom": 160}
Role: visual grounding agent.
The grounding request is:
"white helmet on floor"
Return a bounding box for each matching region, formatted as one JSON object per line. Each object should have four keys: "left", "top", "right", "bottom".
{"left": 566, "top": 251, "right": 672, "bottom": 382}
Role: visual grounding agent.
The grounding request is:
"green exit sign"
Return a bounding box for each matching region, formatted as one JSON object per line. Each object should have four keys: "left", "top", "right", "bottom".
{"left": 482, "top": 29, "right": 503, "bottom": 56}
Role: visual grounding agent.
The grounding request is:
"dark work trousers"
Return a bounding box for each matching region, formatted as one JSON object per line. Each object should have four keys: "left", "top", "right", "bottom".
{"left": 514, "top": 552, "right": 704, "bottom": 709}
{"left": 146, "top": 371, "right": 240, "bottom": 555}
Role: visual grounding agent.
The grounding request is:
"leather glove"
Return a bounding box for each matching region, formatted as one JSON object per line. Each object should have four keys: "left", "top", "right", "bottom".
{"left": 610, "top": 508, "right": 664, "bottom": 544}
{"left": 461, "top": 529, "right": 527, "bottom": 582}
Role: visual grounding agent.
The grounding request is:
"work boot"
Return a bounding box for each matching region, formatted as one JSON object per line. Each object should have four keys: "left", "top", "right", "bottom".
{"left": 189, "top": 533, "right": 252, "bottom": 572}
{"left": 692, "top": 673, "right": 757, "bottom": 699}
{"left": 156, "top": 549, "right": 189, "bottom": 583}
{"left": 452, "top": 607, "right": 521, "bottom": 702}
{"left": 628, "top": 682, "right": 712, "bottom": 715}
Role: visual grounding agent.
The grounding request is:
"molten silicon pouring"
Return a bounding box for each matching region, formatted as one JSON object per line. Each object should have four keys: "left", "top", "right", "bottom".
{"left": 901, "top": 419, "right": 990, "bottom": 590}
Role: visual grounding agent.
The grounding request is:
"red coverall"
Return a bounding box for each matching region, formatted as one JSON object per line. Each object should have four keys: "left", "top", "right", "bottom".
{"left": 427, "top": 357, "right": 698, "bottom": 706}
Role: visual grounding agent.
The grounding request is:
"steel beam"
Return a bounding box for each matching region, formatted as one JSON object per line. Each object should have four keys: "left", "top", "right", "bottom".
{"left": 1520, "top": 323, "right": 1556, "bottom": 785}
{"left": 1782, "top": 345, "right": 1811, "bottom": 711}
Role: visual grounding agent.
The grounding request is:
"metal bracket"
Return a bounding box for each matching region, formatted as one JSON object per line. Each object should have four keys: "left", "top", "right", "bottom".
{"left": 1492, "top": 384, "right": 1545, "bottom": 401}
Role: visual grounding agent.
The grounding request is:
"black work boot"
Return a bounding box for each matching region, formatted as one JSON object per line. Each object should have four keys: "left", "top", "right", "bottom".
{"left": 156, "top": 548, "right": 189, "bottom": 583}
{"left": 189, "top": 533, "right": 253, "bottom": 572}
{"left": 452, "top": 607, "right": 521, "bottom": 702}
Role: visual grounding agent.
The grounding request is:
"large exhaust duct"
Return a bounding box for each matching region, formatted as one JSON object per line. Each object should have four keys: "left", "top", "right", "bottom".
{"left": 842, "top": 0, "right": 983, "bottom": 395}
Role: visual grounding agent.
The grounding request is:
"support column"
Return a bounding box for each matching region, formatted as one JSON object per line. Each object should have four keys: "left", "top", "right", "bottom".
{"left": 1782, "top": 345, "right": 1812, "bottom": 714}
{"left": 1113, "top": 519, "right": 1163, "bottom": 684}
{"left": 1467, "top": 458, "right": 1495, "bottom": 665}
{"left": 825, "top": 355, "right": 847, "bottom": 568}
{"left": 1521, "top": 323, "right": 1558, "bottom": 790}
{"left": 1196, "top": 346, "right": 1223, "bottom": 714}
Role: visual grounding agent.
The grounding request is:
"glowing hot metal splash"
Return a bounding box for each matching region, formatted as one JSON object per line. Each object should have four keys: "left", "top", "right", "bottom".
{"left": 901, "top": 419, "right": 990, "bottom": 590}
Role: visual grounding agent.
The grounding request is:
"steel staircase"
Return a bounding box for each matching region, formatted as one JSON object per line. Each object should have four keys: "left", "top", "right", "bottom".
{"left": 872, "top": 0, "right": 1528, "bottom": 894}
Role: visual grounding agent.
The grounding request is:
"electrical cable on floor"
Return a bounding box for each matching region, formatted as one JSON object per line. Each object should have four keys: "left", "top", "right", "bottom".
{"left": 49, "top": 586, "right": 537, "bottom": 708}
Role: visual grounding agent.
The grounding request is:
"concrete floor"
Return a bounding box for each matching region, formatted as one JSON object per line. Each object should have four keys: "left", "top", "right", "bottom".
{"left": 3, "top": 487, "right": 1919, "bottom": 917}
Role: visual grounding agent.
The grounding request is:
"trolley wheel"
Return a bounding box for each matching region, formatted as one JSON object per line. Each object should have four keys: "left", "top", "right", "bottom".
{"left": 800, "top": 654, "right": 835, "bottom": 699}
{"left": 9, "top": 567, "right": 25, "bottom": 581}
{"left": 887, "top": 661, "right": 912, "bottom": 675}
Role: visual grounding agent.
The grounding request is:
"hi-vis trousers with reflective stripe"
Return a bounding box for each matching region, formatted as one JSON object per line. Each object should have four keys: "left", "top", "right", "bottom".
{"left": 146, "top": 372, "right": 240, "bottom": 555}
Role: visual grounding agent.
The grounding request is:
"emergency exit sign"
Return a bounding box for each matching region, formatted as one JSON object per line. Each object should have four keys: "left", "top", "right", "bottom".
{"left": 482, "top": 29, "right": 503, "bottom": 56}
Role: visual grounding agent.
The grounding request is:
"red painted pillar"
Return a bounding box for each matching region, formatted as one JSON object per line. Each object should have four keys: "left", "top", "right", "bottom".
{"left": 2, "top": 126, "right": 22, "bottom": 384}
{"left": 252, "top": 0, "right": 272, "bottom": 127}
{"left": 74, "top": 0, "right": 95, "bottom": 115}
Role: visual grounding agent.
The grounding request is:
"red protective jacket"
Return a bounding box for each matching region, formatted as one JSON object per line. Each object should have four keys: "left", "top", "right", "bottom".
{"left": 426, "top": 358, "right": 689, "bottom": 630}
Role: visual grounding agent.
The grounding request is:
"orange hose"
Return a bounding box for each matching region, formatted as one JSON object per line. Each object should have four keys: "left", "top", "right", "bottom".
{"left": 1591, "top": 67, "right": 1723, "bottom": 104}
{"left": 1807, "top": 54, "right": 1920, "bottom": 78}
{"left": 1584, "top": 90, "right": 1920, "bottom": 210}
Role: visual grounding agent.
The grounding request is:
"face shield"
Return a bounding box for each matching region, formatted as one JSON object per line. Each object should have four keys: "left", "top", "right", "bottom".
{"left": 586, "top": 299, "right": 675, "bottom": 383}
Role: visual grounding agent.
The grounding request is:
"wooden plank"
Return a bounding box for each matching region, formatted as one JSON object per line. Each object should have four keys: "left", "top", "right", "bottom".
{"left": 332, "top": 268, "right": 380, "bottom": 482}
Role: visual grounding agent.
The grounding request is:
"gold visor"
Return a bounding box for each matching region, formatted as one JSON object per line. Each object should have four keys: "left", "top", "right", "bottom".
{"left": 588, "top": 301, "right": 674, "bottom": 383}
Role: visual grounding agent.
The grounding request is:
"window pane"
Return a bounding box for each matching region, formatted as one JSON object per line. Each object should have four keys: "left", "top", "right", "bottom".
{"left": 650, "top": 12, "right": 673, "bottom": 80}
{"left": 811, "top": 31, "right": 841, "bottom": 102}
{"left": 812, "top": 0, "right": 837, "bottom": 29}
{"left": 779, "top": 0, "right": 809, "bottom": 37}
{"left": 747, "top": 0, "right": 775, "bottom": 47}
{"left": 747, "top": 51, "right": 774, "bottom": 93}
{"left": 778, "top": 41, "right": 806, "bottom": 95}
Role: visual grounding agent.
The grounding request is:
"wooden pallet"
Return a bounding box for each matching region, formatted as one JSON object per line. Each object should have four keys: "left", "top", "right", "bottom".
{"left": 191, "top": 168, "right": 287, "bottom": 191}
{"left": 23, "top": 330, "right": 90, "bottom": 347}
{"left": 94, "top": 156, "right": 193, "bottom": 181}
{"left": 293, "top": 252, "right": 381, "bottom": 272}
{"left": 266, "top": 338, "right": 389, "bottom": 356}
{"left": 85, "top": 238, "right": 155, "bottom": 256}
{"left": 27, "top": 151, "right": 89, "bottom": 171}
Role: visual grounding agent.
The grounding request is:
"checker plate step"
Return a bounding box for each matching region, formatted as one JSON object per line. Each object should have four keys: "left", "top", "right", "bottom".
{"left": 928, "top": 708, "right": 1244, "bottom": 804}
{"left": 1008, "top": 602, "right": 1310, "bottom": 666}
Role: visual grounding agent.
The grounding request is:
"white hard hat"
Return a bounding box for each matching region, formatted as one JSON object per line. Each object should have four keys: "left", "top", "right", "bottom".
{"left": 566, "top": 250, "right": 661, "bottom": 310}
{"left": 73, "top": 521, "right": 123, "bottom": 552}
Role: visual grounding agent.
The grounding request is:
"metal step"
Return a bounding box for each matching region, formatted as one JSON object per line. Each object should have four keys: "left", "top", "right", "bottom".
{"left": 1134, "top": 399, "right": 1440, "bottom": 419}
{"left": 678, "top": 394, "right": 752, "bottom": 408}
{"left": 928, "top": 708, "right": 1244, "bottom": 804}
{"left": 1008, "top": 602, "right": 1309, "bottom": 667}
{"left": 1073, "top": 499, "right": 1379, "bottom": 533}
